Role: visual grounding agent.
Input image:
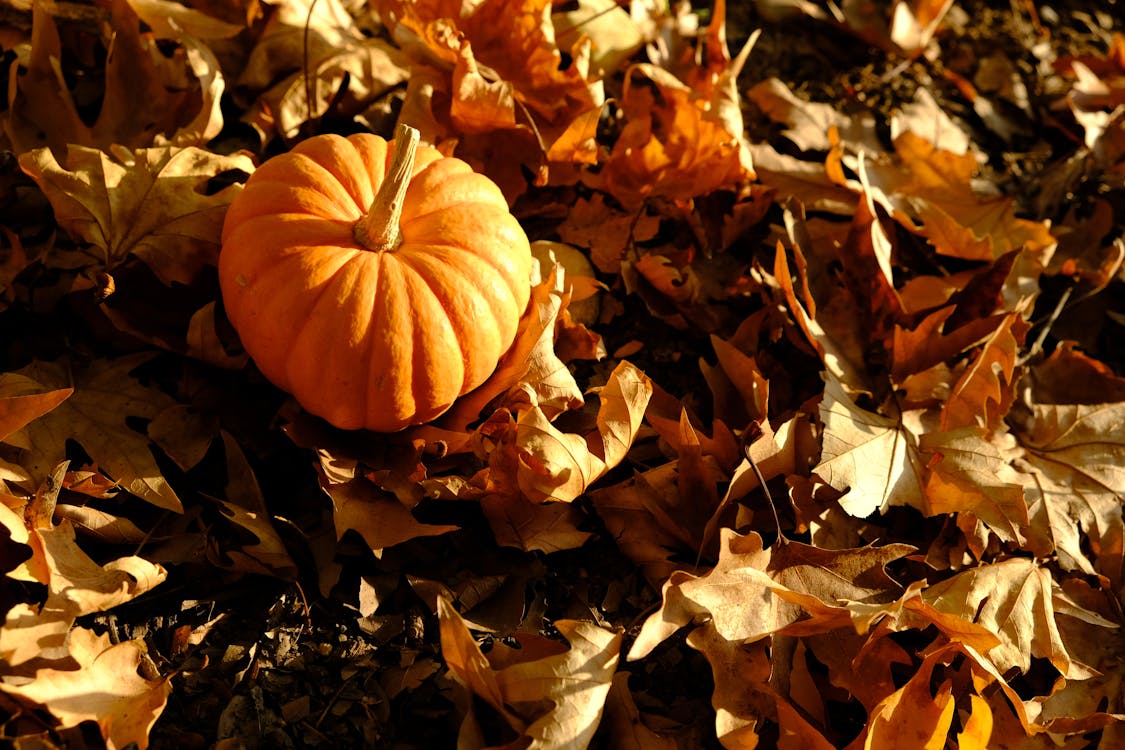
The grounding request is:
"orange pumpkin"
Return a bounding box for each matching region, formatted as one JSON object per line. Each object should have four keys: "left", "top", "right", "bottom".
{"left": 219, "top": 125, "right": 532, "bottom": 431}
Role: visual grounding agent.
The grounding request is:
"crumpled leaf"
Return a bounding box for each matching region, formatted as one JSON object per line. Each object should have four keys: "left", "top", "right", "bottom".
{"left": 378, "top": 0, "right": 601, "bottom": 131}
{"left": 239, "top": 0, "right": 410, "bottom": 139}
{"left": 438, "top": 596, "right": 620, "bottom": 750}
{"left": 940, "top": 312, "right": 1029, "bottom": 431}
{"left": 0, "top": 626, "right": 169, "bottom": 749}
{"left": 0, "top": 356, "right": 183, "bottom": 512}
{"left": 19, "top": 144, "right": 254, "bottom": 286}
{"left": 513, "top": 360, "right": 652, "bottom": 504}
{"left": 5, "top": 0, "right": 225, "bottom": 157}
{"left": 594, "top": 64, "right": 753, "bottom": 209}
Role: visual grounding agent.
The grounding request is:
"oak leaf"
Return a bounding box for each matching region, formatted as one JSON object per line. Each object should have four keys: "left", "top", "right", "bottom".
{"left": 438, "top": 596, "right": 621, "bottom": 750}
{"left": 19, "top": 144, "right": 254, "bottom": 287}
{"left": 0, "top": 356, "right": 182, "bottom": 511}
{"left": 0, "top": 626, "right": 169, "bottom": 750}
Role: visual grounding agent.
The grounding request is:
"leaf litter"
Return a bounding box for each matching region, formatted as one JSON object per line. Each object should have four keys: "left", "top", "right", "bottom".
{"left": 0, "top": 0, "right": 1124, "bottom": 748}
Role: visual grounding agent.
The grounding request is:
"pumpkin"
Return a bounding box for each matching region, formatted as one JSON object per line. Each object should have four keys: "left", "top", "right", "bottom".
{"left": 219, "top": 124, "right": 533, "bottom": 431}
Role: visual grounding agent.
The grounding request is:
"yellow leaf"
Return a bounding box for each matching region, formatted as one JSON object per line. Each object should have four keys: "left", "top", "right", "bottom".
{"left": 0, "top": 626, "right": 169, "bottom": 750}
{"left": 814, "top": 374, "right": 926, "bottom": 518}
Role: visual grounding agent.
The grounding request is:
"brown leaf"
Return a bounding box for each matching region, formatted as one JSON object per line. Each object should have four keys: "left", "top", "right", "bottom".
{"left": 20, "top": 144, "right": 254, "bottom": 286}
{"left": 593, "top": 65, "right": 752, "bottom": 209}
{"left": 629, "top": 529, "right": 911, "bottom": 660}
{"left": 919, "top": 428, "right": 1031, "bottom": 557}
{"left": 941, "top": 313, "right": 1029, "bottom": 431}
{"left": 0, "top": 382, "right": 71, "bottom": 443}
{"left": 320, "top": 468, "right": 457, "bottom": 557}
{"left": 5, "top": 0, "right": 224, "bottom": 157}
{"left": 0, "top": 356, "right": 182, "bottom": 512}
{"left": 1, "top": 476, "right": 165, "bottom": 667}
{"left": 855, "top": 132, "right": 1057, "bottom": 262}
{"left": 240, "top": 0, "right": 410, "bottom": 140}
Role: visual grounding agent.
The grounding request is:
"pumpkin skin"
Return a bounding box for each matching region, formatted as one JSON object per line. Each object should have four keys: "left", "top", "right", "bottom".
{"left": 219, "top": 131, "right": 532, "bottom": 431}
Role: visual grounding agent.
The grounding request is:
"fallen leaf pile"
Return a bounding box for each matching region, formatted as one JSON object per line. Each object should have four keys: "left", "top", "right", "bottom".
{"left": 1, "top": 0, "right": 1123, "bottom": 747}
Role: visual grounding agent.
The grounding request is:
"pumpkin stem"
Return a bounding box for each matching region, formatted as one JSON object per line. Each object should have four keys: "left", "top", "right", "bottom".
{"left": 354, "top": 123, "right": 420, "bottom": 252}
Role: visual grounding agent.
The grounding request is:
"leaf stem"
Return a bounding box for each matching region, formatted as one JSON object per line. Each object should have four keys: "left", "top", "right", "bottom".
{"left": 354, "top": 123, "right": 420, "bottom": 252}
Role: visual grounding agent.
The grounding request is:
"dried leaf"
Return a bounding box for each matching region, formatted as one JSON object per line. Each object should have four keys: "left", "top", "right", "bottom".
{"left": 922, "top": 558, "right": 1114, "bottom": 678}
{"left": 814, "top": 374, "right": 926, "bottom": 518}
{"left": 0, "top": 356, "right": 182, "bottom": 512}
{"left": 0, "top": 626, "right": 169, "bottom": 749}
{"left": 5, "top": 0, "right": 223, "bottom": 156}
{"left": 320, "top": 470, "right": 457, "bottom": 557}
{"left": 439, "top": 596, "right": 621, "bottom": 750}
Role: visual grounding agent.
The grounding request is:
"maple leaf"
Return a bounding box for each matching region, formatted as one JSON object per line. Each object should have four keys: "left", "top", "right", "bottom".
{"left": 629, "top": 528, "right": 911, "bottom": 660}
{"left": 381, "top": 0, "right": 601, "bottom": 128}
{"left": 1010, "top": 401, "right": 1125, "bottom": 579}
{"left": 19, "top": 144, "right": 254, "bottom": 287}
{"left": 0, "top": 626, "right": 169, "bottom": 749}
{"left": 0, "top": 356, "right": 183, "bottom": 512}
{"left": 922, "top": 557, "right": 1114, "bottom": 679}
{"left": 814, "top": 374, "right": 926, "bottom": 518}
{"left": 438, "top": 596, "right": 620, "bottom": 750}
{"left": 319, "top": 467, "right": 457, "bottom": 558}
{"left": 5, "top": 0, "right": 224, "bottom": 157}
{"left": 590, "top": 418, "right": 726, "bottom": 587}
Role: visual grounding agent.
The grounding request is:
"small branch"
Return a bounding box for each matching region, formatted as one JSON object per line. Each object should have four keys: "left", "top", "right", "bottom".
{"left": 354, "top": 123, "right": 420, "bottom": 252}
